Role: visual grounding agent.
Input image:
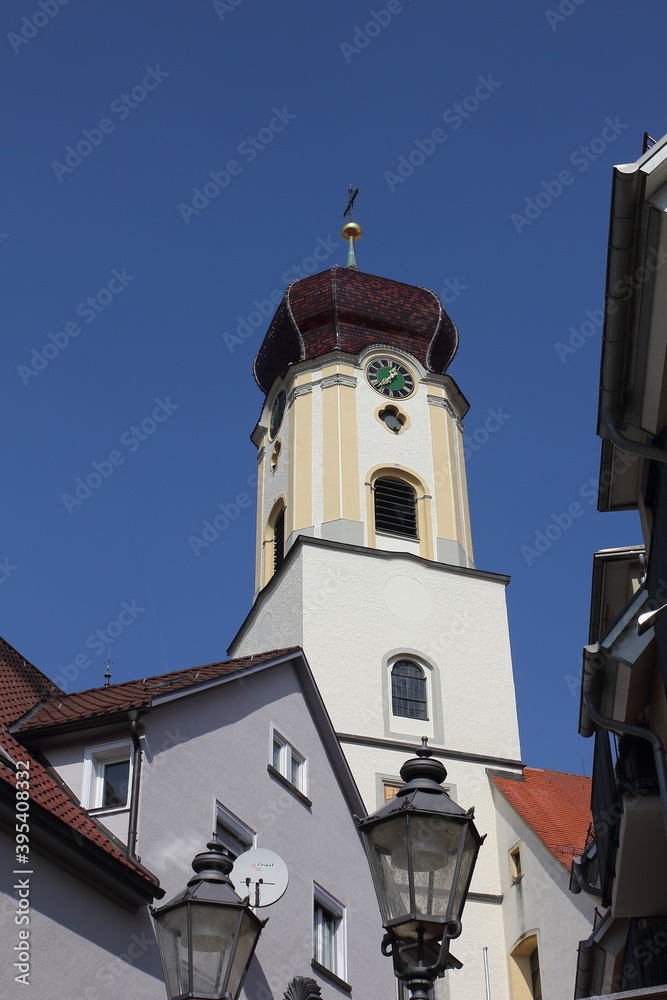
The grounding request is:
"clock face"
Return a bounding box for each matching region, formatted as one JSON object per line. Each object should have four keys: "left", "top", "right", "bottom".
{"left": 269, "top": 389, "right": 286, "bottom": 439}
{"left": 366, "top": 358, "right": 416, "bottom": 399}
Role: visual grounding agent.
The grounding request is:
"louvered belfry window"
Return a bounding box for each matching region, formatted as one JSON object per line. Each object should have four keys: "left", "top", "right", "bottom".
{"left": 374, "top": 477, "right": 418, "bottom": 538}
{"left": 273, "top": 507, "right": 285, "bottom": 572}
{"left": 391, "top": 660, "right": 428, "bottom": 720}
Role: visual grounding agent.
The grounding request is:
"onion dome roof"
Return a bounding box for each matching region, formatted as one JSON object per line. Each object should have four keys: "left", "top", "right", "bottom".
{"left": 253, "top": 265, "right": 459, "bottom": 393}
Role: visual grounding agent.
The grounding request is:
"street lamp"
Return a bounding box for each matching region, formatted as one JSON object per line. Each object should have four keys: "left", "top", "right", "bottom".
{"left": 152, "top": 837, "right": 266, "bottom": 1000}
{"left": 357, "top": 740, "right": 483, "bottom": 1000}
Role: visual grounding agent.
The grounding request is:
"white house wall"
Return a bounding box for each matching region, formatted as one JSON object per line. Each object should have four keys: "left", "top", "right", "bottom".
{"left": 136, "top": 661, "right": 395, "bottom": 1000}
{"left": 0, "top": 833, "right": 164, "bottom": 1000}
{"left": 491, "top": 782, "right": 596, "bottom": 1000}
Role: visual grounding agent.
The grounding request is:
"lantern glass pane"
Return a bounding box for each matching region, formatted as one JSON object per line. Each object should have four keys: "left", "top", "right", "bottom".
{"left": 410, "top": 814, "right": 465, "bottom": 920}
{"left": 155, "top": 905, "right": 188, "bottom": 998}
{"left": 366, "top": 816, "right": 412, "bottom": 923}
{"left": 227, "top": 910, "right": 262, "bottom": 999}
{"left": 452, "top": 824, "right": 479, "bottom": 919}
{"left": 190, "top": 902, "right": 239, "bottom": 995}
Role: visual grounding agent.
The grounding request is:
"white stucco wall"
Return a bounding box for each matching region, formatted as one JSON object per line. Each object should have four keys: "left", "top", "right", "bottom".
{"left": 491, "top": 782, "right": 596, "bottom": 1000}
{"left": 231, "top": 541, "right": 522, "bottom": 1000}
{"left": 136, "top": 661, "right": 396, "bottom": 1000}
{"left": 0, "top": 833, "right": 164, "bottom": 1000}
{"left": 233, "top": 542, "right": 521, "bottom": 763}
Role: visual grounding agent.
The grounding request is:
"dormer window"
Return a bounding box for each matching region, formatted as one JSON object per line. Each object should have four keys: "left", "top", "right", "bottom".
{"left": 83, "top": 740, "right": 132, "bottom": 812}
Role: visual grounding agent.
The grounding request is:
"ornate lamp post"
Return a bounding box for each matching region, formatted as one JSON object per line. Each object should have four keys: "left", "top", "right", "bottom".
{"left": 357, "top": 740, "right": 483, "bottom": 1000}
{"left": 152, "top": 837, "right": 266, "bottom": 1000}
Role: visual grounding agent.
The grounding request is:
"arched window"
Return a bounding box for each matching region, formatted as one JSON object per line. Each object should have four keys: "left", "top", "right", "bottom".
{"left": 374, "top": 477, "right": 418, "bottom": 538}
{"left": 273, "top": 505, "right": 285, "bottom": 572}
{"left": 391, "top": 660, "right": 428, "bottom": 720}
{"left": 509, "top": 935, "right": 542, "bottom": 1000}
{"left": 264, "top": 499, "right": 286, "bottom": 584}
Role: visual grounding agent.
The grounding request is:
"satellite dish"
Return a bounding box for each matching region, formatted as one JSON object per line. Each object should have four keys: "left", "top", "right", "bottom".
{"left": 231, "top": 848, "right": 289, "bottom": 907}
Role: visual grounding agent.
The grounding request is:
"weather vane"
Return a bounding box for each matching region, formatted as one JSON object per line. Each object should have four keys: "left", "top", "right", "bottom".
{"left": 341, "top": 186, "right": 362, "bottom": 269}
{"left": 343, "top": 185, "right": 360, "bottom": 222}
{"left": 104, "top": 642, "right": 114, "bottom": 687}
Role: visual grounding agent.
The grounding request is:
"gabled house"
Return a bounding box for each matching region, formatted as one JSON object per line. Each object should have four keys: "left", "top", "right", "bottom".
{"left": 2, "top": 638, "right": 396, "bottom": 1000}
{"left": 0, "top": 635, "right": 164, "bottom": 999}
{"left": 573, "top": 135, "right": 667, "bottom": 997}
{"left": 490, "top": 768, "right": 594, "bottom": 1000}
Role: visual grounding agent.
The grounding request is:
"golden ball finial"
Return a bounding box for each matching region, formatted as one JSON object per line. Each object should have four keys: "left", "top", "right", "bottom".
{"left": 341, "top": 221, "right": 362, "bottom": 241}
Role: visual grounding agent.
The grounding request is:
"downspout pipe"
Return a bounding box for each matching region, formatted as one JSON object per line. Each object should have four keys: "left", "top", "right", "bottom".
{"left": 600, "top": 409, "right": 667, "bottom": 464}
{"left": 127, "top": 709, "right": 142, "bottom": 862}
{"left": 570, "top": 856, "right": 603, "bottom": 899}
{"left": 583, "top": 689, "right": 667, "bottom": 839}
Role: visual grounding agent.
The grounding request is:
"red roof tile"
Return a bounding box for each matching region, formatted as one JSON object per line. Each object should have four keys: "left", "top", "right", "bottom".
{"left": 14, "top": 647, "right": 300, "bottom": 732}
{"left": 490, "top": 767, "right": 592, "bottom": 869}
{"left": 0, "top": 635, "right": 158, "bottom": 888}
{"left": 253, "top": 266, "right": 459, "bottom": 393}
{"left": 0, "top": 634, "right": 63, "bottom": 729}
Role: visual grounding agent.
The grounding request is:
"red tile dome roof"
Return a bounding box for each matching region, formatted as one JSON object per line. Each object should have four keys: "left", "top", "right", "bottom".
{"left": 253, "top": 265, "right": 459, "bottom": 393}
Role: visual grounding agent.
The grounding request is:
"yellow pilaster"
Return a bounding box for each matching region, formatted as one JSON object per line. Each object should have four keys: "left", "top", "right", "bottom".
{"left": 321, "top": 363, "right": 359, "bottom": 524}
{"left": 288, "top": 373, "right": 313, "bottom": 537}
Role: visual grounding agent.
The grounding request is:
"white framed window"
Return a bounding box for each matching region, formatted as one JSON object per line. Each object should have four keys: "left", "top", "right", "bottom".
{"left": 386, "top": 654, "right": 435, "bottom": 740}
{"left": 313, "top": 883, "right": 346, "bottom": 981}
{"left": 271, "top": 727, "right": 307, "bottom": 794}
{"left": 215, "top": 801, "right": 256, "bottom": 860}
{"left": 82, "top": 740, "right": 132, "bottom": 812}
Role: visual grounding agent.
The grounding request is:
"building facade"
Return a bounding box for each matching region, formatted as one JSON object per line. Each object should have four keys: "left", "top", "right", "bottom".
{"left": 2, "top": 642, "right": 397, "bottom": 1000}
{"left": 229, "top": 255, "right": 595, "bottom": 1000}
{"left": 573, "top": 135, "right": 667, "bottom": 997}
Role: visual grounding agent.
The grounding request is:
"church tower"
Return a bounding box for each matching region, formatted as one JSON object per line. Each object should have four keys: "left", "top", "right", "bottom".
{"left": 229, "top": 223, "right": 522, "bottom": 1000}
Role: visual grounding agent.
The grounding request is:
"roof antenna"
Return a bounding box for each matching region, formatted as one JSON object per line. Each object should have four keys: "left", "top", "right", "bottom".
{"left": 342, "top": 185, "right": 362, "bottom": 269}
{"left": 104, "top": 643, "right": 114, "bottom": 687}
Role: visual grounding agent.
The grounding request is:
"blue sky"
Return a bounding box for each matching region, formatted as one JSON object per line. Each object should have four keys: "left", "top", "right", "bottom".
{"left": 2, "top": 0, "right": 663, "bottom": 775}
